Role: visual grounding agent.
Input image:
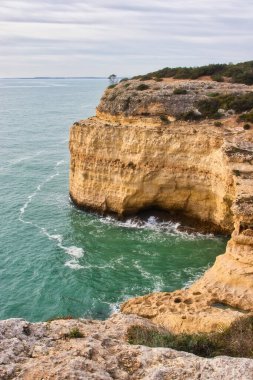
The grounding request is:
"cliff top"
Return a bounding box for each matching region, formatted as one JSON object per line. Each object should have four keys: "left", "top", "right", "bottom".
{"left": 2, "top": 314, "right": 253, "bottom": 379}
{"left": 98, "top": 61, "right": 253, "bottom": 123}
{"left": 97, "top": 77, "right": 253, "bottom": 124}
{"left": 133, "top": 60, "right": 253, "bottom": 85}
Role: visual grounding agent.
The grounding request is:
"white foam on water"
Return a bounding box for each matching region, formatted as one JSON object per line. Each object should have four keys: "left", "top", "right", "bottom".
{"left": 65, "top": 260, "right": 84, "bottom": 270}
{"left": 108, "top": 301, "right": 120, "bottom": 314}
{"left": 18, "top": 161, "right": 64, "bottom": 222}
{"left": 19, "top": 168, "right": 60, "bottom": 223}
{"left": 10, "top": 151, "right": 43, "bottom": 165}
{"left": 135, "top": 262, "right": 165, "bottom": 292}
{"left": 56, "top": 160, "right": 65, "bottom": 166}
{"left": 133, "top": 260, "right": 152, "bottom": 279}
{"left": 18, "top": 160, "right": 85, "bottom": 269}
{"left": 48, "top": 234, "right": 63, "bottom": 244}
{"left": 0, "top": 151, "right": 44, "bottom": 173}
{"left": 100, "top": 215, "right": 215, "bottom": 241}
{"left": 152, "top": 277, "right": 165, "bottom": 292}
{"left": 65, "top": 246, "right": 84, "bottom": 258}
{"left": 183, "top": 265, "right": 210, "bottom": 288}
{"left": 42, "top": 228, "right": 84, "bottom": 264}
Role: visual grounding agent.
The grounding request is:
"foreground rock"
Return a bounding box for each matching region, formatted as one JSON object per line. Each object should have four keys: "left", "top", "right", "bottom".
{"left": 69, "top": 78, "right": 253, "bottom": 334}
{"left": 1, "top": 313, "right": 253, "bottom": 380}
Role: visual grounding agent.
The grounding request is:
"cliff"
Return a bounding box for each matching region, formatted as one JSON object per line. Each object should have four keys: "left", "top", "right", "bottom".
{"left": 1, "top": 314, "right": 253, "bottom": 379}
{"left": 69, "top": 78, "right": 253, "bottom": 334}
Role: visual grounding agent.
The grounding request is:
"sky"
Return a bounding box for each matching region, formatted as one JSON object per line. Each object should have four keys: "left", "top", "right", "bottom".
{"left": 0, "top": 0, "right": 253, "bottom": 78}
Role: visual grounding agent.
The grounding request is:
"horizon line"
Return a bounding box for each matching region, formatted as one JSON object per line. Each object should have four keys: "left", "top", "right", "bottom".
{"left": 0, "top": 76, "right": 112, "bottom": 80}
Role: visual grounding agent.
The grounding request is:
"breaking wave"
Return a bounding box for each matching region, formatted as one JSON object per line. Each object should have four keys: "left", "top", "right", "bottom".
{"left": 18, "top": 160, "right": 84, "bottom": 269}
{"left": 100, "top": 215, "right": 215, "bottom": 240}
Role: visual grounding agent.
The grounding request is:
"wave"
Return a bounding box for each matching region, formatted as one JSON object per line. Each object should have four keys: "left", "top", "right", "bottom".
{"left": 65, "top": 260, "right": 84, "bottom": 270}
{"left": 0, "top": 151, "right": 44, "bottom": 173}
{"left": 152, "top": 277, "right": 165, "bottom": 292}
{"left": 56, "top": 160, "right": 65, "bottom": 166}
{"left": 183, "top": 265, "right": 211, "bottom": 288}
{"left": 100, "top": 215, "right": 215, "bottom": 240}
{"left": 18, "top": 160, "right": 84, "bottom": 269}
{"left": 133, "top": 260, "right": 152, "bottom": 279}
{"left": 19, "top": 164, "right": 61, "bottom": 221}
{"left": 133, "top": 260, "right": 165, "bottom": 292}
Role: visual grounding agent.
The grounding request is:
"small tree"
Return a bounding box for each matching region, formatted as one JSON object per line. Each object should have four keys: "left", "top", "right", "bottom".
{"left": 108, "top": 74, "right": 118, "bottom": 85}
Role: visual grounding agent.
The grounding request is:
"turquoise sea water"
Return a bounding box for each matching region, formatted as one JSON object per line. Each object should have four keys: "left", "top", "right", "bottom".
{"left": 0, "top": 78, "right": 227, "bottom": 322}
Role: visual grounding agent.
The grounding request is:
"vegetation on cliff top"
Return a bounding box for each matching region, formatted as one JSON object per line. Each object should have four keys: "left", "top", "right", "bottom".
{"left": 178, "top": 91, "right": 253, "bottom": 121}
{"left": 133, "top": 61, "right": 253, "bottom": 85}
{"left": 239, "top": 110, "right": 253, "bottom": 123}
{"left": 128, "top": 316, "right": 253, "bottom": 358}
{"left": 64, "top": 327, "right": 84, "bottom": 339}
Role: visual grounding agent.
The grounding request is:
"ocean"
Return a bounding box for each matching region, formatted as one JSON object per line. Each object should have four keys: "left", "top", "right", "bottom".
{"left": 0, "top": 78, "right": 227, "bottom": 322}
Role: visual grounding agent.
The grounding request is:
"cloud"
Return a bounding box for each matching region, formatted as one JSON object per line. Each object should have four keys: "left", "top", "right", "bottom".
{"left": 0, "top": 0, "right": 252, "bottom": 77}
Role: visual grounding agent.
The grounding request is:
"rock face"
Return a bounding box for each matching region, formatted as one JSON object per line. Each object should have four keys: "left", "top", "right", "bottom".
{"left": 1, "top": 314, "right": 253, "bottom": 380}
{"left": 69, "top": 78, "right": 253, "bottom": 334}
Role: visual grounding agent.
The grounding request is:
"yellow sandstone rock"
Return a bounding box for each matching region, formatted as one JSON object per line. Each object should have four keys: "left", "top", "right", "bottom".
{"left": 69, "top": 78, "right": 253, "bottom": 334}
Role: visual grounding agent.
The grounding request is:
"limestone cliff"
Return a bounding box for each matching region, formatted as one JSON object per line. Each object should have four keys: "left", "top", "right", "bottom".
{"left": 69, "top": 78, "right": 253, "bottom": 334}
{"left": 2, "top": 315, "right": 253, "bottom": 380}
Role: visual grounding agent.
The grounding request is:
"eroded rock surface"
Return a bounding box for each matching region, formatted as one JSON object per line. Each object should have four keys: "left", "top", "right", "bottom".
{"left": 97, "top": 78, "right": 250, "bottom": 119}
{"left": 69, "top": 78, "right": 253, "bottom": 334}
{"left": 1, "top": 314, "right": 253, "bottom": 380}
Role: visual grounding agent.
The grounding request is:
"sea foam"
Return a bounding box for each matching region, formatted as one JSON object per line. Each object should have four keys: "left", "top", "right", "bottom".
{"left": 18, "top": 160, "right": 85, "bottom": 269}
{"left": 100, "top": 215, "right": 214, "bottom": 240}
{"left": 65, "top": 260, "right": 84, "bottom": 270}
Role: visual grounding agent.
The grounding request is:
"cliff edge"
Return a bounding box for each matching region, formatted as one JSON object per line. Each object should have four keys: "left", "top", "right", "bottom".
{"left": 2, "top": 314, "right": 253, "bottom": 379}
{"left": 69, "top": 76, "right": 253, "bottom": 334}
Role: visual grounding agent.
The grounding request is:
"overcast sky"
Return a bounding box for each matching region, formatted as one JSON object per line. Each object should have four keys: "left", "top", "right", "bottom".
{"left": 0, "top": 0, "right": 252, "bottom": 77}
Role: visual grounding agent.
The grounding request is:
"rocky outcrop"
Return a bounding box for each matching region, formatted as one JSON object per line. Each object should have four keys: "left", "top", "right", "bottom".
{"left": 1, "top": 314, "right": 253, "bottom": 380}
{"left": 69, "top": 78, "right": 253, "bottom": 334}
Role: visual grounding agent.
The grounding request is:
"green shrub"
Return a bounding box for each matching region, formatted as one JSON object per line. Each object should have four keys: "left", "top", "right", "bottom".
{"left": 154, "top": 78, "right": 163, "bottom": 82}
{"left": 127, "top": 316, "right": 253, "bottom": 358}
{"left": 180, "top": 110, "right": 202, "bottom": 121}
{"left": 136, "top": 84, "right": 150, "bottom": 91}
{"left": 214, "top": 121, "right": 223, "bottom": 127}
{"left": 208, "top": 92, "right": 220, "bottom": 97}
{"left": 134, "top": 60, "right": 253, "bottom": 85}
{"left": 139, "top": 75, "right": 152, "bottom": 81}
{"left": 108, "top": 84, "right": 117, "bottom": 89}
{"left": 238, "top": 110, "right": 253, "bottom": 123}
{"left": 194, "top": 93, "right": 253, "bottom": 119}
{"left": 197, "top": 98, "right": 220, "bottom": 117}
{"left": 64, "top": 327, "right": 84, "bottom": 339}
{"left": 47, "top": 315, "right": 73, "bottom": 322}
{"left": 211, "top": 74, "right": 224, "bottom": 82}
{"left": 120, "top": 77, "right": 128, "bottom": 82}
{"left": 228, "top": 93, "right": 253, "bottom": 113}
{"left": 232, "top": 71, "right": 253, "bottom": 85}
{"left": 243, "top": 123, "right": 251, "bottom": 130}
{"left": 173, "top": 88, "right": 188, "bottom": 95}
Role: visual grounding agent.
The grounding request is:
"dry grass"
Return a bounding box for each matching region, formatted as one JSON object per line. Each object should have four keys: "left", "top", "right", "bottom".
{"left": 127, "top": 316, "right": 253, "bottom": 358}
